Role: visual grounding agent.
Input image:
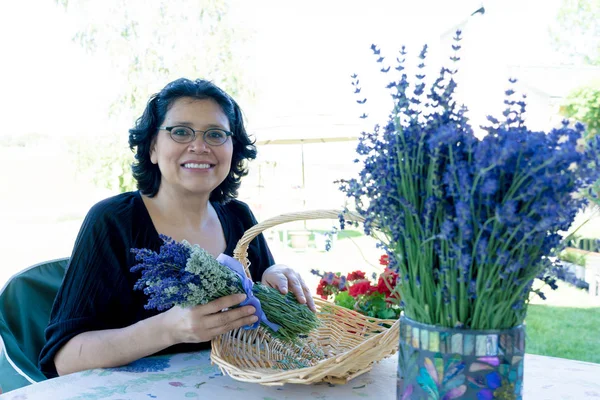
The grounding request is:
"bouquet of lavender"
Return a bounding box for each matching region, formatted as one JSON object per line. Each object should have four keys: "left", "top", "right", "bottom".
{"left": 340, "top": 32, "right": 600, "bottom": 330}
{"left": 130, "top": 235, "right": 319, "bottom": 343}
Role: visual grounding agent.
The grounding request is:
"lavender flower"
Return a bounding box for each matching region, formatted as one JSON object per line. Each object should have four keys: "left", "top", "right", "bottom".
{"left": 340, "top": 31, "right": 600, "bottom": 329}
{"left": 181, "top": 243, "right": 240, "bottom": 307}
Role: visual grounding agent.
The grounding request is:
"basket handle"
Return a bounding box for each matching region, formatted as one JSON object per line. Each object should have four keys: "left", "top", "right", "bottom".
{"left": 234, "top": 209, "right": 365, "bottom": 278}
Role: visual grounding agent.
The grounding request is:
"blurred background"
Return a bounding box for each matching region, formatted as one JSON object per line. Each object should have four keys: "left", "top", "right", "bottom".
{"left": 0, "top": 0, "right": 599, "bottom": 361}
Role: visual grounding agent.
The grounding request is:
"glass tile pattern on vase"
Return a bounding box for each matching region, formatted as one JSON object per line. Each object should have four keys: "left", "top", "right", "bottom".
{"left": 398, "top": 317, "right": 525, "bottom": 399}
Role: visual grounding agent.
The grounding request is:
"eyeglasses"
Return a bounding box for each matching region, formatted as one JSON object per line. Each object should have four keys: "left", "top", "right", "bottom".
{"left": 158, "top": 126, "right": 233, "bottom": 146}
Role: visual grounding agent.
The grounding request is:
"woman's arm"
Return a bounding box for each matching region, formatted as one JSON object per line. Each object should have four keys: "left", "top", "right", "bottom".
{"left": 54, "top": 309, "right": 172, "bottom": 376}
{"left": 54, "top": 293, "right": 256, "bottom": 376}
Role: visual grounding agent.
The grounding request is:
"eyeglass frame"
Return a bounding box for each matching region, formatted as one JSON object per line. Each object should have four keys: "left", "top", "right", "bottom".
{"left": 157, "top": 125, "right": 233, "bottom": 146}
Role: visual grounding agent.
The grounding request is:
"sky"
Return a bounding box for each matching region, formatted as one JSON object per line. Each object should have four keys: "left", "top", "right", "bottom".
{"left": 0, "top": 0, "right": 571, "bottom": 140}
{"left": 0, "top": 1, "right": 115, "bottom": 136}
{"left": 242, "top": 0, "right": 568, "bottom": 133}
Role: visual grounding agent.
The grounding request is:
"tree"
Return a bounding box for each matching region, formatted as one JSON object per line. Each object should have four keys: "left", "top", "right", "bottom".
{"left": 560, "top": 83, "right": 600, "bottom": 204}
{"left": 549, "top": 0, "right": 600, "bottom": 66}
{"left": 560, "top": 84, "right": 600, "bottom": 140}
{"left": 56, "top": 0, "right": 255, "bottom": 119}
{"left": 56, "top": 0, "right": 256, "bottom": 192}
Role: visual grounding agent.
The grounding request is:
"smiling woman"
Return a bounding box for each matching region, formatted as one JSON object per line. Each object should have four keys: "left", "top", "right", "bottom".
{"left": 37, "top": 78, "right": 316, "bottom": 379}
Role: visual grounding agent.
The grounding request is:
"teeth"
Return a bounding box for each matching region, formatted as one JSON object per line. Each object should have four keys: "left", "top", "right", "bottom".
{"left": 183, "top": 163, "right": 211, "bottom": 169}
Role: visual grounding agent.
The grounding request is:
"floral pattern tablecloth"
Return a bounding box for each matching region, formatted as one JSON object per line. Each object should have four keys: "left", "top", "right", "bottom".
{"left": 2, "top": 351, "right": 599, "bottom": 400}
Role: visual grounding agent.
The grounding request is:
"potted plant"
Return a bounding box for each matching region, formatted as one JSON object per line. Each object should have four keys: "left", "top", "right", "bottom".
{"left": 311, "top": 254, "right": 402, "bottom": 320}
{"left": 339, "top": 31, "right": 600, "bottom": 399}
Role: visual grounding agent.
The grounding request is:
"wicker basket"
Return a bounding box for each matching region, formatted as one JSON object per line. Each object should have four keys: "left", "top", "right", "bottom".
{"left": 210, "top": 210, "right": 400, "bottom": 386}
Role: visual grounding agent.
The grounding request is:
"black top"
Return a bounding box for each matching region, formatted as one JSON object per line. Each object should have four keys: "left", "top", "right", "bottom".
{"left": 38, "top": 191, "right": 274, "bottom": 378}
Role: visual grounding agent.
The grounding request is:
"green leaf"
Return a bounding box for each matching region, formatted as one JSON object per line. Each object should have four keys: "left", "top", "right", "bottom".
{"left": 373, "top": 296, "right": 387, "bottom": 308}
{"left": 334, "top": 291, "right": 356, "bottom": 310}
{"left": 377, "top": 308, "right": 397, "bottom": 319}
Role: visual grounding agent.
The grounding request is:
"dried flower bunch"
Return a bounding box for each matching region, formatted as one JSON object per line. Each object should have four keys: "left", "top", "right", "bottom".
{"left": 131, "top": 235, "right": 319, "bottom": 343}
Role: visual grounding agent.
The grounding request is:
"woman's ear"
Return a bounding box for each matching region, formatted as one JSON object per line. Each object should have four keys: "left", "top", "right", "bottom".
{"left": 150, "top": 138, "right": 158, "bottom": 164}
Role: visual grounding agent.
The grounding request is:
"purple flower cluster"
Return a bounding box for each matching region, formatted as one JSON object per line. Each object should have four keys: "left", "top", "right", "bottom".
{"left": 130, "top": 234, "right": 199, "bottom": 311}
{"left": 339, "top": 31, "right": 600, "bottom": 329}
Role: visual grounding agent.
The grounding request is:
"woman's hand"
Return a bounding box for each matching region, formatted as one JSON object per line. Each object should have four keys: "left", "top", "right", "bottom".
{"left": 261, "top": 264, "right": 317, "bottom": 312}
{"left": 164, "top": 294, "right": 258, "bottom": 344}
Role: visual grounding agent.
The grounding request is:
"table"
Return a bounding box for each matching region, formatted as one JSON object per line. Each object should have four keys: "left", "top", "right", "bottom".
{"left": 2, "top": 351, "right": 599, "bottom": 400}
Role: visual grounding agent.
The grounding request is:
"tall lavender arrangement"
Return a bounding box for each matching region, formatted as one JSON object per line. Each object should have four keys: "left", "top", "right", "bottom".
{"left": 340, "top": 32, "right": 600, "bottom": 329}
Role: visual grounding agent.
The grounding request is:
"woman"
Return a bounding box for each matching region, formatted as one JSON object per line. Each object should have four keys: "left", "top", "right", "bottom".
{"left": 38, "top": 78, "right": 315, "bottom": 378}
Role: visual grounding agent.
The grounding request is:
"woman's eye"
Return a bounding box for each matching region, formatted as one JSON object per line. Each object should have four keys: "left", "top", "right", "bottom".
{"left": 206, "top": 130, "right": 224, "bottom": 138}
{"left": 172, "top": 128, "right": 191, "bottom": 136}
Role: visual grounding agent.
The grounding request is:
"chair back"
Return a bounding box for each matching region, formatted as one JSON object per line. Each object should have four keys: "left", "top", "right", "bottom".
{"left": 0, "top": 258, "right": 68, "bottom": 393}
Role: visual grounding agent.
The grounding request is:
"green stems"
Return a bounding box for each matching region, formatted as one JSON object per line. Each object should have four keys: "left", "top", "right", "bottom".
{"left": 252, "top": 284, "right": 320, "bottom": 343}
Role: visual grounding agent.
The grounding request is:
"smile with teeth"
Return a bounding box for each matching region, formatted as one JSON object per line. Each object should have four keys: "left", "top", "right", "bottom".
{"left": 182, "top": 163, "right": 213, "bottom": 169}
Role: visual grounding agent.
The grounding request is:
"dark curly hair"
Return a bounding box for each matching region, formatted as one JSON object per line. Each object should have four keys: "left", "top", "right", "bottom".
{"left": 129, "top": 78, "right": 257, "bottom": 203}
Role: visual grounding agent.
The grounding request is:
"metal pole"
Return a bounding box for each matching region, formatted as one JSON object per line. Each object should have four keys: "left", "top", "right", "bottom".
{"left": 301, "top": 141, "right": 307, "bottom": 229}
{"left": 301, "top": 141, "right": 306, "bottom": 207}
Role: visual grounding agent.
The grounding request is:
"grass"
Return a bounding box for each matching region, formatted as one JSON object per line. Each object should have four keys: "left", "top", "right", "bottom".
{"left": 526, "top": 304, "right": 600, "bottom": 363}
{"left": 277, "top": 229, "right": 363, "bottom": 243}
{"left": 558, "top": 250, "right": 587, "bottom": 267}
{"left": 312, "top": 229, "right": 363, "bottom": 240}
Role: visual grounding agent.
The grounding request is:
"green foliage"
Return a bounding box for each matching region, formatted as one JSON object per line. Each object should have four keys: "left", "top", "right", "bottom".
{"left": 558, "top": 250, "right": 587, "bottom": 267}
{"left": 310, "top": 229, "right": 363, "bottom": 240}
{"left": 68, "top": 135, "right": 136, "bottom": 193}
{"left": 377, "top": 306, "right": 399, "bottom": 319}
{"left": 333, "top": 290, "right": 401, "bottom": 319}
{"left": 550, "top": 0, "right": 600, "bottom": 65}
{"left": 334, "top": 291, "right": 355, "bottom": 309}
{"left": 359, "top": 292, "right": 398, "bottom": 319}
{"left": 329, "top": 230, "right": 363, "bottom": 240}
{"left": 561, "top": 84, "right": 600, "bottom": 139}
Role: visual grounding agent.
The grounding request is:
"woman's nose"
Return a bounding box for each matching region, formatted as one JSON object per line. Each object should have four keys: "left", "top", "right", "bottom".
{"left": 189, "top": 135, "right": 210, "bottom": 153}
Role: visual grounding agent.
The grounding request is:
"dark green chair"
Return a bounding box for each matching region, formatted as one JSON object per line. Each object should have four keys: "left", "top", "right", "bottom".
{"left": 0, "top": 258, "right": 68, "bottom": 393}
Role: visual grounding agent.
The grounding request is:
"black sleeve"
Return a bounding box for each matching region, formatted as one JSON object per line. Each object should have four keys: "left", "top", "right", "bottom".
{"left": 38, "top": 199, "right": 137, "bottom": 378}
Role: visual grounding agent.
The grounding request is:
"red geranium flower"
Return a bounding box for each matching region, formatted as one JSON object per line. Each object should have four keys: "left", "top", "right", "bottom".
{"left": 348, "top": 280, "right": 373, "bottom": 297}
{"left": 379, "top": 254, "right": 390, "bottom": 266}
{"left": 347, "top": 270, "right": 366, "bottom": 281}
{"left": 316, "top": 279, "right": 327, "bottom": 299}
{"left": 377, "top": 268, "right": 399, "bottom": 299}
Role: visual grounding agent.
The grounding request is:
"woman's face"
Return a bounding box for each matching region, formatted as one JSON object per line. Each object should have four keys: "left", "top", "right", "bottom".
{"left": 150, "top": 97, "right": 233, "bottom": 198}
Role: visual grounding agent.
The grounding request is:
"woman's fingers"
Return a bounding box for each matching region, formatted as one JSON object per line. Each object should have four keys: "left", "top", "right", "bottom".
{"left": 209, "top": 303, "right": 256, "bottom": 329}
{"left": 207, "top": 306, "right": 258, "bottom": 336}
{"left": 264, "top": 271, "right": 288, "bottom": 294}
{"left": 286, "top": 272, "right": 317, "bottom": 312}
{"left": 283, "top": 269, "right": 308, "bottom": 305}
{"left": 201, "top": 294, "right": 257, "bottom": 331}
{"left": 203, "top": 293, "right": 247, "bottom": 314}
{"left": 174, "top": 294, "right": 257, "bottom": 342}
{"left": 262, "top": 265, "right": 317, "bottom": 312}
{"left": 299, "top": 277, "right": 317, "bottom": 312}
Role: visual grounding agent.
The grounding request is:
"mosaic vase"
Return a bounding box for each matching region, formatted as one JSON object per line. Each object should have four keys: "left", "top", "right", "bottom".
{"left": 397, "top": 316, "right": 525, "bottom": 399}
